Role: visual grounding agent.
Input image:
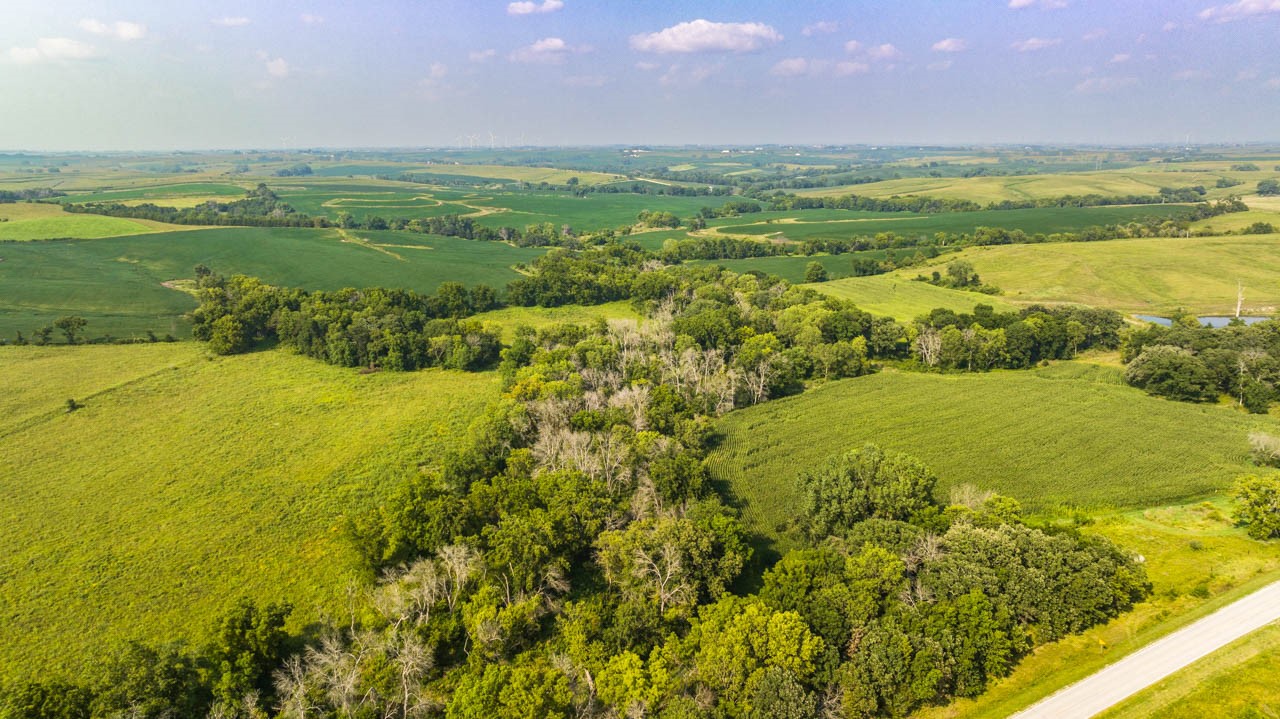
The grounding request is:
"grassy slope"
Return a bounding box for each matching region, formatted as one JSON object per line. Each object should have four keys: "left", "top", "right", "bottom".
{"left": 808, "top": 274, "right": 1019, "bottom": 319}
{"left": 0, "top": 227, "right": 545, "bottom": 340}
{"left": 475, "top": 301, "right": 642, "bottom": 341}
{"left": 0, "top": 344, "right": 498, "bottom": 679}
{"left": 904, "top": 234, "right": 1280, "bottom": 315}
{"left": 0, "top": 202, "right": 181, "bottom": 240}
{"left": 708, "top": 364, "right": 1275, "bottom": 551}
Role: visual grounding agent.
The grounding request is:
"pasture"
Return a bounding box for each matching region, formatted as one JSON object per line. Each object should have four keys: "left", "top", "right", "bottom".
{"left": 905, "top": 234, "right": 1280, "bottom": 315}
{"left": 0, "top": 202, "right": 180, "bottom": 241}
{"left": 709, "top": 364, "right": 1276, "bottom": 551}
{"left": 809, "top": 274, "right": 1019, "bottom": 318}
{"left": 474, "top": 301, "right": 641, "bottom": 341}
{"left": 0, "top": 344, "right": 499, "bottom": 680}
{"left": 0, "top": 227, "right": 546, "bottom": 340}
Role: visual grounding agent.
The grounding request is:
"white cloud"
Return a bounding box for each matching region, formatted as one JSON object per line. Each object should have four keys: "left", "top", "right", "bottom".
{"left": 834, "top": 61, "right": 870, "bottom": 76}
{"left": 771, "top": 57, "right": 811, "bottom": 77}
{"left": 843, "top": 40, "right": 862, "bottom": 53}
{"left": 1162, "top": 21, "right": 1179, "bottom": 31}
{"left": 1199, "top": 0, "right": 1280, "bottom": 23}
{"left": 8, "top": 37, "right": 97, "bottom": 64}
{"left": 635, "top": 61, "right": 659, "bottom": 71}
{"left": 469, "top": 48, "right": 496, "bottom": 62}
{"left": 1082, "top": 28, "right": 1108, "bottom": 41}
{"left": 658, "top": 62, "right": 724, "bottom": 86}
{"left": 510, "top": 37, "right": 579, "bottom": 64}
{"left": 1010, "top": 0, "right": 1068, "bottom": 8}
{"left": 212, "top": 16, "right": 251, "bottom": 27}
{"left": 866, "top": 43, "right": 902, "bottom": 60}
{"left": 508, "top": 0, "right": 564, "bottom": 15}
{"left": 1012, "top": 37, "right": 1062, "bottom": 51}
{"left": 1266, "top": 76, "right": 1280, "bottom": 89}
{"left": 301, "top": 13, "right": 325, "bottom": 25}
{"left": 802, "top": 21, "right": 839, "bottom": 36}
{"left": 928, "top": 60, "right": 954, "bottom": 71}
{"left": 79, "top": 19, "right": 147, "bottom": 41}
{"left": 630, "top": 19, "right": 781, "bottom": 54}
{"left": 931, "top": 37, "right": 968, "bottom": 52}
{"left": 564, "top": 74, "right": 610, "bottom": 87}
{"left": 265, "top": 57, "right": 290, "bottom": 78}
{"left": 1173, "top": 69, "right": 1212, "bottom": 79}
{"left": 1074, "top": 76, "right": 1136, "bottom": 93}
{"left": 1237, "top": 67, "right": 1260, "bottom": 81}
{"left": 427, "top": 62, "right": 448, "bottom": 80}
{"left": 1110, "top": 53, "right": 1131, "bottom": 63}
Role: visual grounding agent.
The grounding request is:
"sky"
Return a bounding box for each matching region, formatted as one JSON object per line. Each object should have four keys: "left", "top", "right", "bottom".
{"left": 1, "top": 0, "right": 1279, "bottom": 150}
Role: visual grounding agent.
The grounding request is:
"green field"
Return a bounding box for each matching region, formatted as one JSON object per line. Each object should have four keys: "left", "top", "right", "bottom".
{"left": 716, "top": 205, "right": 1192, "bottom": 242}
{"left": 906, "top": 234, "right": 1280, "bottom": 315}
{"left": 0, "top": 227, "right": 545, "bottom": 340}
{"left": 0, "top": 202, "right": 176, "bottom": 241}
{"left": 468, "top": 191, "right": 713, "bottom": 231}
{"left": 809, "top": 274, "right": 1020, "bottom": 318}
{"left": 709, "top": 364, "right": 1276, "bottom": 551}
{"left": 0, "top": 344, "right": 498, "bottom": 679}
{"left": 474, "top": 301, "right": 642, "bottom": 340}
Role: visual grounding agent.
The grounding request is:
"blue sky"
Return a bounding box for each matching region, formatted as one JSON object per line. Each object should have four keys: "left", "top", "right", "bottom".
{"left": 1, "top": 0, "right": 1279, "bottom": 150}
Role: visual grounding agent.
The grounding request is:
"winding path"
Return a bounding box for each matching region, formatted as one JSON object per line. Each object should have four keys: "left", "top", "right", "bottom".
{"left": 1010, "top": 580, "right": 1280, "bottom": 718}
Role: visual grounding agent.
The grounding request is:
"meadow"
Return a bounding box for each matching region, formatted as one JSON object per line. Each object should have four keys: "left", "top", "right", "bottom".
{"left": 904, "top": 234, "right": 1280, "bottom": 315}
{"left": 0, "top": 227, "right": 546, "bottom": 340}
{"left": 714, "top": 205, "right": 1192, "bottom": 242}
{"left": 809, "top": 274, "right": 1020, "bottom": 318}
{"left": 708, "top": 363, "right": 1276, "bottom": 553}
{"left": 0, "top": 344, "right": 499, "bottom": 680}
{"left": 473, "top": 300, "right": 641, "bottom": 340}
{"left": 0, "top": 202, "right": 185, "bottom": 241}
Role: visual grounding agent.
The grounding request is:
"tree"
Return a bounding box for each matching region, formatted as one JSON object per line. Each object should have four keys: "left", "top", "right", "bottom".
{"left": 33, "top": 326, "right": 53, "bottom": 346}
{"left": 54, "top": 315, "right": 86, "bottom": 344}
{"left": 799, "top": 445, "right": 939, "bottom": 539}
{"left": 1257, "top": 179, "right": 1280, "bottom": 196}
{"left": 0, "top": 681, "right": 93, "bottom": 719}
{"left": 1232, "top": 474, "right": 1280, "bottom": 539}
{"left": 1123, "top": 345, "right": 1217, "bottom": 402}
{"left": 209, "top": 599, "right": 293, "bottom": 706}
{"left": 804, "top": 261, "right": 829, "bottom": 283}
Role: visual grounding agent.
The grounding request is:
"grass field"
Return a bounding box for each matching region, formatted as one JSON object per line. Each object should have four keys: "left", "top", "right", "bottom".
{"left": 0, "top": 202, "right": 178, "bottom": 240}
{"left": 475, "top": 301, "right": 642, "bottom": 340}
{"left": 0, "top": 344, "right": 499, "bottom": 680}
{"left": 715, "top": 206, "right": 1192, "bottom": 242}
{"left": 905, "top": 234, "right": 1280, "bottom": 315}
{"left": 808, "top": 274, "right": 1019, "bottom": 318}
{"left": 709, "top": 364, "right": 1276, "bottom": 554}
{"left": 0, "top": 227, "right": 546, "bottom": 340}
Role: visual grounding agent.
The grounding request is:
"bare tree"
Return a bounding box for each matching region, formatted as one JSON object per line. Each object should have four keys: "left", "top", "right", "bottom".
{"left": 915, "top": 326, "right": 942, "bottom": 367}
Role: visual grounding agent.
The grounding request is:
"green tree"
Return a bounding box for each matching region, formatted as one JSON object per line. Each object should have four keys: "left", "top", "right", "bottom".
{"left": 1232, "top": 474, "right": 1280, "bottom": 539}
{"left": 53, "top": 315, "right": 87, "bottom": 344}
{"left": 208, "top": 315, "right": 250, "bottom": 355}
{"left": 799, "top": 445, "right": 939, "bottom": 540}
{"left": 1256, "top": 179, "right": 1279, "bottom": 196}
{"left": 209, "top": 599, "right": 293, "bottom": 706}
{"left": 0, "top": 681, "right": 93, "bottom": 719}
{"left": 804, "top": 261, "right": 829, "bottom": 283}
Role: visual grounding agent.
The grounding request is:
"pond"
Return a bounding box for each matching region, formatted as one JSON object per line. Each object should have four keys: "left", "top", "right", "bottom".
{"left": 1134, "top": 314, "right": 1271, "bottom": 328}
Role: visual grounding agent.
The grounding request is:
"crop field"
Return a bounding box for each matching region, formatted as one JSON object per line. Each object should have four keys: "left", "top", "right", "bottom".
{"left": 715, "top": 205, "right": 1192, "bottom": 242}
{"left": 467, "top": 191, "right": 713, "bottom": 231}
{"left": 906, "top": 234, "right": 1280, "bottom": 315}
{"left": 797, "top": 166, "right": 1280, "bottom": 203}
{"left": 0, "top": 227, "right": 545, "bottom": 340}
{"left": 0, "top": 202, "right": 183, "bottom": 240}
{"left": 55, "top": 182, "right": 248, "bottom": 204}
{"left": 0, "top": 344, "right": 499, "bottom": 680}
{"left": 809, "top": 274, "right": 1020, "bottom": 318}
{"left": 708, "top": 364, "right": 1276, "bottom": 552}
{"left": 689, "top": 249, "right": 955, "bottom": 285}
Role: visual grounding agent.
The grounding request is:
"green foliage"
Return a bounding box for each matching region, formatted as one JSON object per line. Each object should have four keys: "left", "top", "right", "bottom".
{"left": 804, "top": 261, "right": 829, "bottom": 283}
{"left": 0, "top": 681, "right": 93, "bottom": 719}
{"left": 799, "top": 445, "right": 939, "bottom": 539}
{"left": 90, "top": 642, "right": 208, "bottom": 719}
{"left": 1258, "top": 179, "right": 1280, "bottom": 196}
{"left": 1232, "top": 474, "right": 1280, "bottom": 539}
{"left": 209, "top": 599, "right": 292, "bottom": 706}
{"left": 1124, "top": 345, "right": 1220, "bottom": 402}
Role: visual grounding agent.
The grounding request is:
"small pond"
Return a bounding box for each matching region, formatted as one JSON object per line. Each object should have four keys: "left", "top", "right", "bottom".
{"left": 1134, "top": 314, "right": 1271, "bottom": 328}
